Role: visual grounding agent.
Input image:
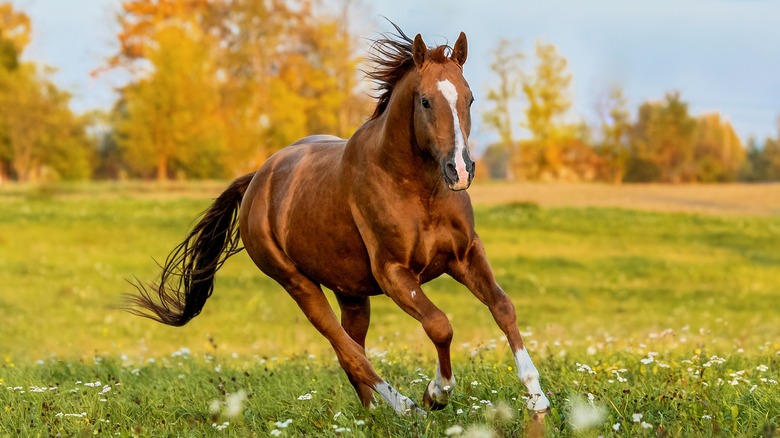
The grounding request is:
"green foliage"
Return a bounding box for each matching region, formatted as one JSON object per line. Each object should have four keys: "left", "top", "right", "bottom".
{"left": 1, "top": 184, "right": 779, "bottom": 435}
{"left": 0, "top": 4, "right": 92, "bottom": 182}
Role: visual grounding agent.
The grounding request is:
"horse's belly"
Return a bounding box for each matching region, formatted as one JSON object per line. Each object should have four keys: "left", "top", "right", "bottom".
{"left": 285, "top": 222, "right": 380, "bottom": 295}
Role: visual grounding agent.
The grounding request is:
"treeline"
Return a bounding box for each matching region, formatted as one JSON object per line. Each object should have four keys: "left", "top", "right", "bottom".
{"left": 1, "top": 1, "right": 779, "bottom": 183}
{"left": 1, "top": 0, "right": 369, "bottom": 182}
{"left": 481, "top": 39, "right": 780, "bottom": 183}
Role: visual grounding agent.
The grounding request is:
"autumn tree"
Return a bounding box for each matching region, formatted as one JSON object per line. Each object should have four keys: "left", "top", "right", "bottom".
{"left": 115, "top": 24, "right": 224, "bottom": 180}
{"left": 626, "top": 92, "right": 697, "bottom": 183}
{"left": 482, "top": 39, "right": 523, "bottom": 179}
{"left": 108, "top": 0, "right": 368, "bottom": 179}
{"left": 520, "top": 39, "right": 594, "bottom": 180}
{"left": 744, "top": 118, "right": 780, "bottom": 181}
{"left": 692, "top": 113, "right": 744, "bottom": 182}
{"left": 0, "top": 3, "right": 92, "bottom": 182}
{"left": 594, "top": 86, "right": 631, "bottom": 183}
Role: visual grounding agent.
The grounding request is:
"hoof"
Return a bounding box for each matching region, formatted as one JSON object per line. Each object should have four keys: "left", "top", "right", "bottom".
{"left": 422, "top": 381, "right": 449, "bottom": 411}
{"left": 526, "top": 392, "right": 550, "bottom": 412}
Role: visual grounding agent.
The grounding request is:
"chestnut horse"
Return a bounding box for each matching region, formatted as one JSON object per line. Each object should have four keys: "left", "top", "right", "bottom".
{"left": 126, "top": 25, "right": 550, "bottom": 416}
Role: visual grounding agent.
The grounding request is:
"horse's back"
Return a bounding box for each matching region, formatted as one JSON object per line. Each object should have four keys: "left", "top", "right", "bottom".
{"left": 239, "top": 135, "right": 379, "bottom": 294}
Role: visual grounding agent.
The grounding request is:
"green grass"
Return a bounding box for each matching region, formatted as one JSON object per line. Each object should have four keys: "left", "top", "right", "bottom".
{"left": 1, "top": 184, "right": 779, "bottom": 436}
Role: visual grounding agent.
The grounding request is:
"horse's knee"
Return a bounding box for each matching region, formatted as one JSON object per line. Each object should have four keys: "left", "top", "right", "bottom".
{"left": 423, "top": 310, "right": 452, "bottom": 347}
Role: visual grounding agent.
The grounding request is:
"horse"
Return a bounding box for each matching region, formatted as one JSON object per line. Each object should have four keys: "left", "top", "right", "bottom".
{"left": 125, "top": 24, "right": 550, "bottom": 417}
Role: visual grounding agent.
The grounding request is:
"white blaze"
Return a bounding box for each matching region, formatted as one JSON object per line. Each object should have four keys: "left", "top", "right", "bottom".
{"left": 436, "top": 80, "right": 469, "bottom": 185}
{"left": 514, "top": 347, "right": 550, "bottom": 411}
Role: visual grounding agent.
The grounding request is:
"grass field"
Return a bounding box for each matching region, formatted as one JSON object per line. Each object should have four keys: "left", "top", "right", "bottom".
{"left": 1, "top": 182, "right": 779, "bottom": 436}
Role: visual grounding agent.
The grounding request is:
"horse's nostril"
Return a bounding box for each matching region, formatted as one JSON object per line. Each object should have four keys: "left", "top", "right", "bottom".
{"left": 445, "top": 161, "right": 457, "bottom": 178}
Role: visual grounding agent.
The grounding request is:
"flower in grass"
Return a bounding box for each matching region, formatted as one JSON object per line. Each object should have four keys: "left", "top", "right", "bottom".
{"left": 485, "top": 401, "right": 513, "bottom": 423}
{"left": 640, "top": 421, "right": 652, "bottom": 429}
{"left": 462, "top": 424, "right": 495, "bottom": 438}
{"left": 445, "top": 424, "right": 464, "bottom": 435}
{"left": 297, "top": 393, "right": 313, "bottom": 401}
{"left": 568, "top": 396, "right": 606, "bottom": 430}
{"left": 270, "top": 429, "right": 282, "bottom": 436}
{"left": 612, "top": 422, "right": 621, "bottom": 431}
{"left": 632, "top": 413, "right": 643, "bottom": 423}
{"left": 702, "top": 415, "right": 712, "bottom": 420}
{"left": 756, "top": 364, "right": 769, "bottom": 372}
{"left": 354, "top": 419, "right": 365, "bottom": 426}
{"left": 212, "top": 421, "right": 229, "bottom": 431}
{"left": 225, "top": 390, "right": 246, "bottom": 418}
{"left": 575, "top": 363, "right": 596, "bottom": 374}
{"left": 275, "top": 419, "right": 292, "bottom": 428}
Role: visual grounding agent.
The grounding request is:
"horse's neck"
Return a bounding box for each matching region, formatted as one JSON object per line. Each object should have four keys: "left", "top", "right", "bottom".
{"left": 368, "top": 76, "right": 440, "bottom": 192}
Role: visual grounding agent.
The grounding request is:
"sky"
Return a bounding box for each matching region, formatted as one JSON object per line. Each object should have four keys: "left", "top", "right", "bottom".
{"left": 12, "top": 0, "right": 780, "bottom": 146}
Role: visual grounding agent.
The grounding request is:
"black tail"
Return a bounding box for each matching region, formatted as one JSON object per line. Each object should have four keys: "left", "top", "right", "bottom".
{"left": 123, "top": 173, "right": 255, "bottom": 326}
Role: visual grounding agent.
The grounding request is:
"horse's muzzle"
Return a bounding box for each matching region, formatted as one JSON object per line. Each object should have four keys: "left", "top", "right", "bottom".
{"left": 442, "top": 158, "right": 475, "bottom": 191}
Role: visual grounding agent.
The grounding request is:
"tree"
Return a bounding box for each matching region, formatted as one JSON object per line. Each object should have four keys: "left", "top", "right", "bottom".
{"left": 595, "top": 86, "right": 631, "bottom": 183}
{"left": 692, "top": 113, "right": 745, "bottom": 182}
{"left": 115, "top": 24, "right": 225, "bottom": 180}
{"left": 107, "top": 0, "right": 369, "bottom": 179}
{"left": 0, "top": 4, "right": 92, "bottom": 182}
{"left": 523, "top": 39, "right": 573, "bottom": 142}
{"left": 520, "top": 39, "right": 588, "bottom": 180}
{"left": 627, "top": 92, "right": 697, "bottom": 183}
{"left": 482, "top": 39, "right": 524, "bottom": 179}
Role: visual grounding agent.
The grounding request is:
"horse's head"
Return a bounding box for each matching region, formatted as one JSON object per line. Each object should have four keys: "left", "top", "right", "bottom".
{"left": 412, "top": 32, "right": 475, "bottom": 191}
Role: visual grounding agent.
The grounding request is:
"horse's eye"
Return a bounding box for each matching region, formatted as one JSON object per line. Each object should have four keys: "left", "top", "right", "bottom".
{"left": 469, "top": 97, "right": 475, "bottom": 107}
{"left": 421, "top": 97, "right": 431, "bottom": 109}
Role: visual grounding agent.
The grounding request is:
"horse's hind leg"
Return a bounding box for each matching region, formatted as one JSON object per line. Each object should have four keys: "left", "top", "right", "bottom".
{"left": 277, "top": 272, "right": 423, "bottom": 415}
{"left": 336, "top": 294, "right": 375, "bottom": 408}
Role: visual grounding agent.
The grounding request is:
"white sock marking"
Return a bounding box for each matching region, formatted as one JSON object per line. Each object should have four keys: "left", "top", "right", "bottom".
{"left": 514, "top": 347, "right": 550, "bottom": 411}
{"left": 427, "top": 363, "right": 455, "bottom": 405}
{"left": 374, "top": 382, "right": 422, "bottom": 415}
{"left": 437, "top": 80, "right": 469, "bottom": 186}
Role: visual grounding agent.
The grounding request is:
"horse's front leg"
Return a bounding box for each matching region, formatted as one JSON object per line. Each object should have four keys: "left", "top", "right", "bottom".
{"left": 373, "top": 262, "right": 456, "bottom": 410}
{"left": 449, "top": 238, "right": 551, "bottom": 413}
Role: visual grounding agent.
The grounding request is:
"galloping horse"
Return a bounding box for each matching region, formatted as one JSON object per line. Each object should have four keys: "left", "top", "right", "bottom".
{"left": 126, "top": 24, "right": 550, "bottom": 416}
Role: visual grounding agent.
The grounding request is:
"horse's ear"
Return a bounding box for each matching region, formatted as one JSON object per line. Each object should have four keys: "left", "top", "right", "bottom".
{"left": 451, "top": 32, "right": 468, "bottom": 66}
{"left": 412, "top": 34, "right": 427, "bottom": 69}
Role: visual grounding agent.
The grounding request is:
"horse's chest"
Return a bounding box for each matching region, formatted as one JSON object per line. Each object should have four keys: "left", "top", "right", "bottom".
{"left": 410, "top": 221, "right": 469, "bottom": 281}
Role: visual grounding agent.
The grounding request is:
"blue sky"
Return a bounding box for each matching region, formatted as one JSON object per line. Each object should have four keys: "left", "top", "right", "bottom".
{"left": 13, "top": 0, "right": 780, "bottom": 145}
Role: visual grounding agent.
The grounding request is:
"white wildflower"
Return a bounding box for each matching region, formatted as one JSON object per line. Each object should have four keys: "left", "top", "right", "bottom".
{"left": 225, "top": 390, "right": 246, "bottom": 418}
{"left": 632, "top": 413, "right": 643, "bottom": 423}
{"left": 445, "top": 424, "right": 464, "bottom": 435}
{"left": 612, "top": 422, "right": 620, "bottom": 431}
{"left": 641, "top": 421, "right": 652, "bottom": 429}
{"left": 275, "top": 419, "right": 292, "bottom": 428}
{"left": 569, "top": 397, "right": 606, "bottom": 430}
{"left": 462, "top": 424, "right": 495, "bottom": 438}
